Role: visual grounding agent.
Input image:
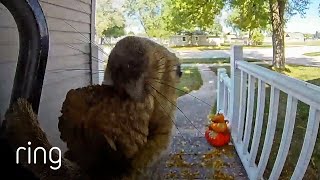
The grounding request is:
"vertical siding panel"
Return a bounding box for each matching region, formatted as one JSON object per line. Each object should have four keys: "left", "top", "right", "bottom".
{"left": 0, "top": 4, "right": 19, "bottom": 121}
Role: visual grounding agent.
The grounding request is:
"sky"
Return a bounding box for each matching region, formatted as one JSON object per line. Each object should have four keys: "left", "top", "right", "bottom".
{"left": 114, "top": 0, "right": 320, "bottom": 34}
{"left": 285, "top": 0, "right": 320, "bottom": 34}
{"left": 220, "top": 0, "right": 320, "bottom": 34}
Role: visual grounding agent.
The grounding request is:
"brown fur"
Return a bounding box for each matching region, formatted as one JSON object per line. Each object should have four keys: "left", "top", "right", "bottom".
{"left": 3, "top": 36, "right": 181, "bottom": 179}
{"left": 3, "top": 99, "right": 89, "bottom": 180}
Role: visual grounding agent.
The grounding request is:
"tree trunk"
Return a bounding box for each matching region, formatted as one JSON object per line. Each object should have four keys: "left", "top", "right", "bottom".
{"left": 248, "top": 30, "right": 253, "bottom": 46}
{"left": 269, "top": 0, "right": 286, "bottom": 69}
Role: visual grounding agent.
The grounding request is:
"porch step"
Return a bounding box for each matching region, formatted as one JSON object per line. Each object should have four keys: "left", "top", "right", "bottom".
{"left": 156, "top": 136, "right": 248, "bottom": 179}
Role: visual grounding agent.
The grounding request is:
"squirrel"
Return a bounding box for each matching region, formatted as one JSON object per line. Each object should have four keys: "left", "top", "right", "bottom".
{"left": 2, "top": 36, "right": 182, "bottom": 180}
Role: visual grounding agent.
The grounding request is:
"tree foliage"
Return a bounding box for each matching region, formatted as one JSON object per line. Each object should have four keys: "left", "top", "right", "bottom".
{"left": 251, "top": 29, "right": 264, "bottom": 45}
{"left": 163, "top": 0, "right": 225, "bottom": 32}
{"left": 209, "top": 21, "right": 223, "bottom": 36}
{"left": 226, "top": 0, "right": 270, "bottom": 44}
{"left": 96, "top": 0, "right": 125, "bottom": 38}
{"left": 124, "top": 0, "right": 170, "bottom": 38}
{"left": 102, "top": 26, "right": 125, "bottom": 38}
{"left": 224, "top": 0, "right": 310, "bottom": 68}
{"left": 127, "top": 31, "right": 135, "bottom": 35}
{"left": 286, "top": 0, "right": 311, "bottom": 19}
{"left": 227, "top": 0, "right": 270, "bottom": 32}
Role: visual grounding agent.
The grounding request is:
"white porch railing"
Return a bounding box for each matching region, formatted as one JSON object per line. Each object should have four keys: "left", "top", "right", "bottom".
{"left": 217, "top": 45, "right": 320, "bottom": 180}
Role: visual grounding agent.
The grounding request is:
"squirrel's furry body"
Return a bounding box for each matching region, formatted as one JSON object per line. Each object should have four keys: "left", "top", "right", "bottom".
{"left": 2, "top": 36, "right": 181, "bottom": 179}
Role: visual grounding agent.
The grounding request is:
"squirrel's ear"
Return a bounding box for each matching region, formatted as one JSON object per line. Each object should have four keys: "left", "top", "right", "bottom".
{"left": 102, "top": 68, "right": 113, "bottom": 85}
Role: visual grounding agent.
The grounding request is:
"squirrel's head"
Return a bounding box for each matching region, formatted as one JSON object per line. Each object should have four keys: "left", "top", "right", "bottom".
{"left": 103, "top": 36, "right": 182, "bottom": 102}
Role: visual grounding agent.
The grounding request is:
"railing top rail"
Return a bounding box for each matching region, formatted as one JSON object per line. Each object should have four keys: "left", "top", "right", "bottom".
{"left": 236, "top": 60, "right": 320, "bottom": 108}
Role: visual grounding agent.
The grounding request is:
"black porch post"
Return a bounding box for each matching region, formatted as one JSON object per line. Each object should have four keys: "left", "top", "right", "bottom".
{"left": 1, "top": 0, "right": 49, "bottom": 114}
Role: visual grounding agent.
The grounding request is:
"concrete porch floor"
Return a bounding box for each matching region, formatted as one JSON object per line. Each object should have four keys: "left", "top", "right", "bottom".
{"left": 155, "top": 64, "right": 248, "bottom": 179}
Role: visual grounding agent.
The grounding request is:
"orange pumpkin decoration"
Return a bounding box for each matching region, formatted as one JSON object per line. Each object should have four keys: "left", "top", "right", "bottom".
{"left": 205, "top": 129, "right": 230, "bottom": 147}
{"left": 225, "top": 120, "right": 231, "bottom": 131}
{"left": 210, "top": 122, "right": 228, "bottom": 133}
{"left": 211, "top": 113, "right": 225, "bottom": 123}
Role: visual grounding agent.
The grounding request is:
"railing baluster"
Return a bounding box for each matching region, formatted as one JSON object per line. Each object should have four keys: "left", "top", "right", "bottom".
{"left": 291, "top": 107, "right": 320, "bottom": 180}
{"left": 243, "top": 75, "right": 256, "bottom": 154}
{"left": 249, "top": 80, "right": 266, "bottom": 166}
{"left": 237, "top": 71, "right": 248, "bottom": 143}
{"left": 269, "top": 95, "right": 298, "bottom": 179}
{"left": 217, "top": 68, "right": 226, "bottom": 113}
{"left": 223, "top": 85, "right": 228, "bottom": 115}
{"left": 228, "top": 89, "right": 231, "bottom": 119}
{"left": 256, "top": 86, "right": 280, "bottom": 179}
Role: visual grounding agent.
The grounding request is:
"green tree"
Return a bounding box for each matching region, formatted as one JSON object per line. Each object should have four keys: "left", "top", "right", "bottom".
{"left": 210, "top": 20, "right": 223, "bottom": 36}
{"left": 163, "top": 0, "right": 225, "bottom": 32}
{"left": 267, "top": 0, "right": 310, "bottom": 69}
{"left": 226, "top": 0, "right": 310, "bottom": 69}
{"left": 103, "top": 26, "right": 125, "bottom": 38}
{"left": 96, "top": 0, "right": 126, "bottom": 38}
{"left": 226, "top": 1, "right": 269, "bottom": 45}
{"left": 124, "top": 0, "right": 170, "bottom": 38}
{"left": 303, "top": 33, "right": 313, "bottom": 39}
{"left": 251, "top": 29, "right": 264, "bottom": 45}
{"left": 127, "top": 31, "right": 135, "bottom": 35}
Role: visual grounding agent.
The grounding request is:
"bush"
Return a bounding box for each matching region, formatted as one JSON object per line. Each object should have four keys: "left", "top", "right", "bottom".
{"left": 251, "top": 30, "right": 264, "bottom": 45}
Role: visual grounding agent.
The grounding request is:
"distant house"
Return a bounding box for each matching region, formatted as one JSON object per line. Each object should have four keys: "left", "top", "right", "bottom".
{"left": 225, "top": 32, "right": 237, "bottom": 42}
{"left": 169, "top": 30, "right": 224, "bottom": 47}
{"left": 285, "top": 32, "right": 305, "bottom": 42}
{"left": 224, "top": 32, "right": 246, "bottom": 45}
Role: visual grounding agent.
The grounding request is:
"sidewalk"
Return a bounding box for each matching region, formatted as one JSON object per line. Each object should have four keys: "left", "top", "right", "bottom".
{"left": 155, "top": 64, "right": 248, "bottom": 179}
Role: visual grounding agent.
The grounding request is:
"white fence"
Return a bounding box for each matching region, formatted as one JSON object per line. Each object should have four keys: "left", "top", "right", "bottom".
{"left": 217, "top": 45, "right": 320, "bottom": 180}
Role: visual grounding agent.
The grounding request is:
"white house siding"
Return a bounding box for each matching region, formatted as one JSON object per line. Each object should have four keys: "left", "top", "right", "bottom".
{"left": 0, "top": 0, "right": 97, "bottom": 151}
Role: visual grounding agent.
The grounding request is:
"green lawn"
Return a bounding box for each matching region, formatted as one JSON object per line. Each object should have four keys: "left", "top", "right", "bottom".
{"left": 209, "top": 64, "right": 320, "bottom": 179}
{"left": 171, "top": 45, "right": 272, "bottom": 51}
{"left": 176, "top": 66, "right": 203, "bottom": 97}
{"left": 286, "top": 40, "right": 320, "bottom": 46}
{"left": 303, "top": 52, "right": 320, "bottom": 57}
{"left": 172, "top": 45, "right": 230, "bottom": 51}
{"left": 171, "top": 40, "right": 320, "bottom": 51}
{"left": 179, "top": 58, "right": 267, "bottom": 64}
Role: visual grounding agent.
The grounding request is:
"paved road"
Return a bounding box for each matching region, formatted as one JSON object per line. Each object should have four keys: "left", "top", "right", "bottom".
{"left": 173, "top": 46, "right": 320, "bottom": 66}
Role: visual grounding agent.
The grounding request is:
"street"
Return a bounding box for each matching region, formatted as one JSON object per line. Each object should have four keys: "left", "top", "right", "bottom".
{"left": 172, "top": 46, "right": 320, "bottom": 66}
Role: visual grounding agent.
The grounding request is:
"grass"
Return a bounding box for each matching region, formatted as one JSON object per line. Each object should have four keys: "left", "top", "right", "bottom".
{"left": 303, "top": 52, "right": 320, "bottom": 57}
{"left": 176, "top": 66, "right": 203, "bottom": 97}
{"left": 179, "top": 58, "right": 266, "bottom": 64}
{"left": 171, "top": 45, "right": 272, "bottom": 51}
{"left": 286, "top": 40, "right": 320, "bottom": 46}
{"left": 171, "top": 45, "right": 230, "bottom": 51}
{"left": 171, "top": 40, "right": 320, "bottom": 51}
{"left": 209, "top": 63, "right": 320, "bottom": 179}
